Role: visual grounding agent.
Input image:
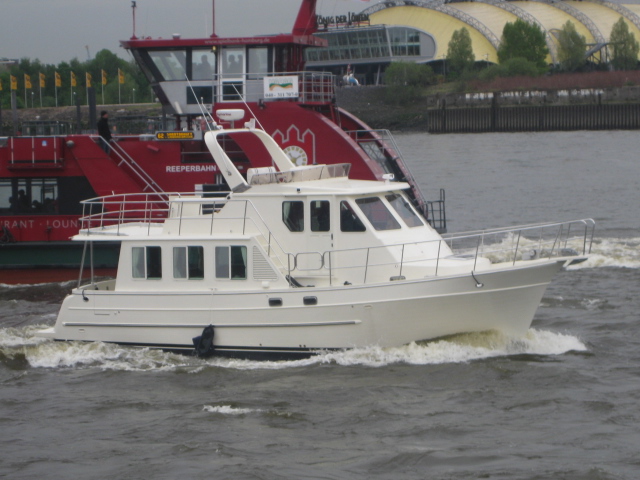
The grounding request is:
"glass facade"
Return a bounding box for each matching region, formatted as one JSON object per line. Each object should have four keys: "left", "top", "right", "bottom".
{"left": 306, "top": 26, "right": 434, "bottom": 64}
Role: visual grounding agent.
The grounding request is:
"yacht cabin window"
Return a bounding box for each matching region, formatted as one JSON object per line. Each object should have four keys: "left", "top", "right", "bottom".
{"left": 173, "top": 246, "right": 205, "bottom": 279}
{"left": 215, "top": 246, "right": 248, "bottom": 280}
{"left": 282, "top": 201, "right": 304, "bottom": 232}
{"left": 310, "top": 200, "right": 330, "bottom": 232}
{"left": 355, "top": 197, "right": 401, "bottom": 231}
{"left": 385, "top": 194, "right": 424, "bottom": 228}
{"left": 340, "top": 201, "right": 366, "bottom": 232}
{"left": 132, "top": 246, "right": 162, "bottom": 279}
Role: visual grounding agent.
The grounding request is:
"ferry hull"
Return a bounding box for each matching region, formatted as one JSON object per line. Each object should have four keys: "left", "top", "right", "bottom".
{"left": 39, "top": 260, "right": 564, "bottom": 359}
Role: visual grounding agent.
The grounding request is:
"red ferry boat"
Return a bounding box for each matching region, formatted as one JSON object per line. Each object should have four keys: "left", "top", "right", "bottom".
{"left": 0, "top": 0, "right": 445, "bottom": 283}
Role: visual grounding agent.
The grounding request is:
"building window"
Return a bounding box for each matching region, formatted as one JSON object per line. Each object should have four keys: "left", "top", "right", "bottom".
{"left": 132, "top": 246, "right": 162, "bottom": 279}
{"left": 173, "top": 246, "right": 204, "bottom": 279}
{"left": 215, "top": 246, "right": 247, "bottom": 280}
{"left": 282, "top": 201, "right": 304, "bottom": 232}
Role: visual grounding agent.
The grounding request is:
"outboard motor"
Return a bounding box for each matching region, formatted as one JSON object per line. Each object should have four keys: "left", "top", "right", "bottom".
{"left": 192, "top": 325, "right": 216, "bottom": 357}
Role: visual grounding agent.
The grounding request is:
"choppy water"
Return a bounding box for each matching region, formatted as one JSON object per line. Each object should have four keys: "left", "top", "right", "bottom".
{"left": 2, "top": 131, "right": 639, "bottom": 479}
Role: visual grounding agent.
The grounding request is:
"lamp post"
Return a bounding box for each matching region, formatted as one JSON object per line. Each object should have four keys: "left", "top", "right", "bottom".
{"left": 132, "top": 88, "right": 136, "bottom": 104}
{"left": 442, "top": 54, "right": 446, "bottom": 82}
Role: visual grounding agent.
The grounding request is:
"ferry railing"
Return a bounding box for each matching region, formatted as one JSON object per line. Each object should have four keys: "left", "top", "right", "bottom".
{"left": 4, "top": 136, "right": 63, "bottom": 168}
{"left": 212, "top": 71, "right": 335, "bottom": 104}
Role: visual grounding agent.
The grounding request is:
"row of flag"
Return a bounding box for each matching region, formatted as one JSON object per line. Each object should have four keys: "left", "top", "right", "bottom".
{"left": 0, "top": 69, "right": 126, "bottom": 91}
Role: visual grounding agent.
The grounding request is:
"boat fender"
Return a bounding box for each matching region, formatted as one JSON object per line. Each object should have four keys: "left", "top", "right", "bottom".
{"left": 192, "top": 325, "right": 216, "bottom": 358}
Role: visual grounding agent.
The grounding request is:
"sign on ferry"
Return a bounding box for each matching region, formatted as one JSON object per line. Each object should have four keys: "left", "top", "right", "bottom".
{"left": 156, "top": 131, "right": 195, "bottom": 140}
{"left": 264, "top": 76, "right": 299, "bottom": 99}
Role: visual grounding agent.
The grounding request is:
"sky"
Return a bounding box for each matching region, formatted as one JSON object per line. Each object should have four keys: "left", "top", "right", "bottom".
{"left": 0, "top": 0, "right": 374, "bottom": 65}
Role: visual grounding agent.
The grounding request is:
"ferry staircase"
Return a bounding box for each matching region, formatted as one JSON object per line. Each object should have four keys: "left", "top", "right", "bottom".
{"left": 68, "top": 135, "right": 165, "bottom": 199}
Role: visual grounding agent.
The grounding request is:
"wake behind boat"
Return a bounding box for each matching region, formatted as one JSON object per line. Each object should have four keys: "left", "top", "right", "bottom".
{"left": 37, "top": 113, "right": 595, "bottom": 359}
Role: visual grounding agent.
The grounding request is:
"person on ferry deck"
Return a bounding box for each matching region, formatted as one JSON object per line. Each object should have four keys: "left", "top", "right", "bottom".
{"left": 97, "top": 110, "right": 113, "bottom": 154}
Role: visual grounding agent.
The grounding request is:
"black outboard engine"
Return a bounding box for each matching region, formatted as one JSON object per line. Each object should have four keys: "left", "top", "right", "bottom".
{"left": 192, "top": 325, "right": 216, "bottom": 357}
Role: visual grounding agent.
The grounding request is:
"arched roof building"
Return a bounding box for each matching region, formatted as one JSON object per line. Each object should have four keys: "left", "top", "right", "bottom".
{"left": 306, "top": 0, "right": 640, "bottom": 80}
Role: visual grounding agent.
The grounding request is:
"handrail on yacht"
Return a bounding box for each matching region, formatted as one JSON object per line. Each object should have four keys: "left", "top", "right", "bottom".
{"left": 77, "top": 194, "right": 595, "bottom": 286}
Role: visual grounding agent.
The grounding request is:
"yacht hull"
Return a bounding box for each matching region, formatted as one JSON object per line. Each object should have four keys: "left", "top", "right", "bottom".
{"left": 38, "top": 260, "right": 565, "bottom": 359}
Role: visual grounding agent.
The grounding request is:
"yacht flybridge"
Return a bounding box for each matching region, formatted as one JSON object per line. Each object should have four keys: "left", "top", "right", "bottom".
{"left": 38, "top": 118, "right": 595, "bottom": 359}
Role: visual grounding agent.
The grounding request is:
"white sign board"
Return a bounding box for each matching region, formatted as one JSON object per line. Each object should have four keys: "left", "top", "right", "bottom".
{"left": 263, "top": 76, "right": 299, "bottom": 99}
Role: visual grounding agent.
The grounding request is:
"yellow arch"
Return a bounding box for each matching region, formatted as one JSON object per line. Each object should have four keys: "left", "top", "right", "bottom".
{"left": 568, "top": 1, "right": 640, "bottom": 46}
{"left": 370, "top": 6, "right": 498, "bottom": 63}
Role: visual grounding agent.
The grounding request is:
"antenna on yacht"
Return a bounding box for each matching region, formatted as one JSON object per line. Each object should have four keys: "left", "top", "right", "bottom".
{"left": 185, "top": 76, "right": 218, "bottom": 131}
{"left": 227, "top": 83, "right": 266, "bottom": 131}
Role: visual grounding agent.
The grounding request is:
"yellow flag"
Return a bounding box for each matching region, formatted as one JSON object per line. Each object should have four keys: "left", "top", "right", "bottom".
{"left": 55, "top": 71, "right": 61, "bottom": 87}
{"left": 71, "top": 71, "right": 77, "bottom": 87}
{"left": 40, "top": 73, "right": 46, "bottom": 88}
{"left": 102, "top": 69, "right": 107, "bottom": 85}
{"left": 25, "top": 74, "right": 32, "bottom": 89}
{"left": 118, "top": 68, "right": 125, "bottom": 84}
{"left": 11, "top": 75, "right": 17, "bottom": 90}
{"left": 86, "top": 72, "right": 92, "bottom": 88}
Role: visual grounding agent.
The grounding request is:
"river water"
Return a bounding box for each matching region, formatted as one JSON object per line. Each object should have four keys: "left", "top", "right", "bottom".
{"left": 1, "top": 131, "right": 639, "bottom": 479}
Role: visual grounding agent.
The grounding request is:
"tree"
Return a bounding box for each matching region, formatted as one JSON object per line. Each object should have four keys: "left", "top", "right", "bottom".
{"left": 610, "top": 17, "right": 639, "bottom": 71}
{"left": 383, "top": 62, "right": 435, "bottom": 105}
{"left": 557, "top": 21, "right": 587, "bottom": 72}
{"left": 447, "top": 27, "right": 475, "bottom": 76}
{"left": 384, "top": 61, "right": 435, "bottom": 87}
{"left": 498, "top": 19, "right": 549, "bottom": 71}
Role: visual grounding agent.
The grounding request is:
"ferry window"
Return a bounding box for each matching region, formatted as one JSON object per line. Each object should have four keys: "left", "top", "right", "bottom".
{"left": 192, "top": 51, "right": 216, "bottom": 80}
{"left": 356, "top": 197, "right": 401, "bottom": 231}
{"left": 132, "top": 246, "right": 162, "bottom": 279}
{"left": 0, "top": 180, "right": 11, "bottom": 212}
{"left": 248, "top": 47, "right": 269, "bottom": 79}
{"left": 148, "top": 50, "right": 187, "bottom": 81}
{"left": 282, "top": 201, "right": 304, "bottom": 232}
{"left": 386, "top": 194, "right": 424, "bottom": 228}
{"left": 173, "top": 246, "right": 204, "bottom": 279}
{"left": 0, "top": 178, "right": 59, "bottom": 214}
{"left": 222, "top": 47, "right": 244, "bottom": 76}
{"left": 340, "top": 201, "right": 366, "bottom": 232}
{"left": 310, "top": 200, "right": 330, "bottom": 232}
{"left": 215, "top": 245, "right": 247, "bottom": 280}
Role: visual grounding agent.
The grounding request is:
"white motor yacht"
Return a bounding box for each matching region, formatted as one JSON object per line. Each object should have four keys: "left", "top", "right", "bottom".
{"left": 38, "top": 116, "right": 595, "bottom": 359}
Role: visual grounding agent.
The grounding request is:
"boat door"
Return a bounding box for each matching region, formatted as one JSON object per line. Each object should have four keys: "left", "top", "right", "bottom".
{"left": 299, "top": 199, "right": 333, "bottom": 273}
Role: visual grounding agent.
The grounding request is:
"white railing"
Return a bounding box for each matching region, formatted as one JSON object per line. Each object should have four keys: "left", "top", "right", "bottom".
{"left": 77, "top": 194, "right": 595, "bottom": 286}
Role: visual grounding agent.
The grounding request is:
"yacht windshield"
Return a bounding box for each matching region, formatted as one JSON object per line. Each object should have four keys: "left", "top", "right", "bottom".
{"left": 385, "top": 193, "right": 424, "bottom": 228}
{"left": 355, "top": 197, "right": 401, "bottom": 231}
